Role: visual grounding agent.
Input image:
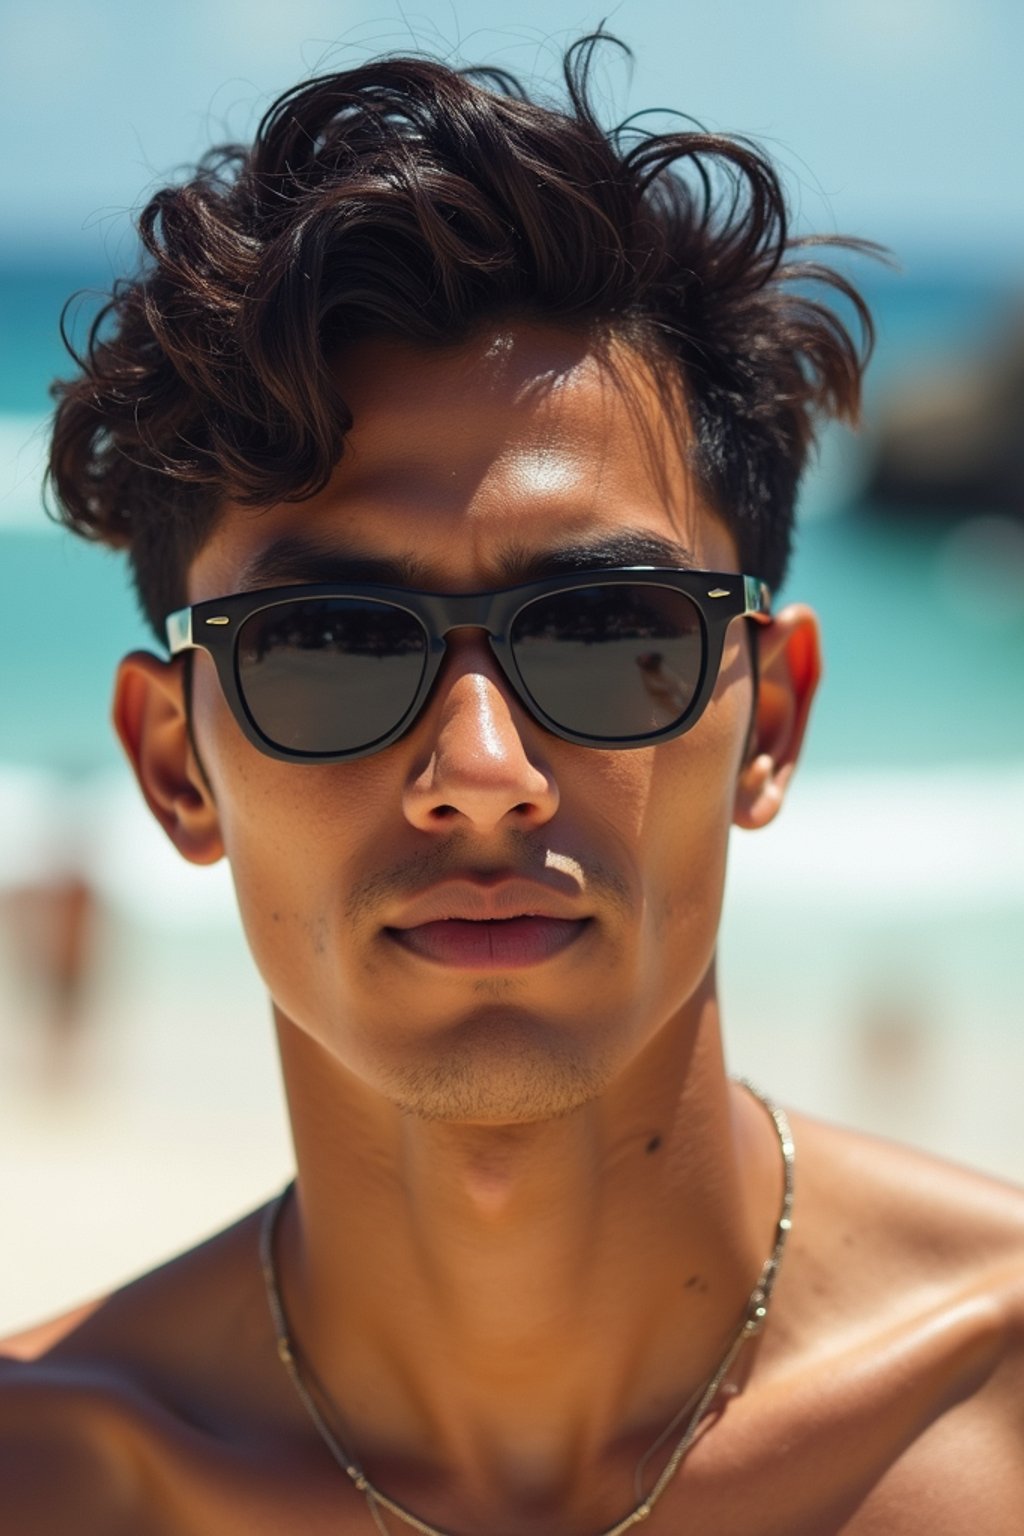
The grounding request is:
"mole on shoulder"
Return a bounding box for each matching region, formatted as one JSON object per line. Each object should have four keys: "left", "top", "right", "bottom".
{"left": 645, "top": 1135, "right": 662, "bottom": 1154}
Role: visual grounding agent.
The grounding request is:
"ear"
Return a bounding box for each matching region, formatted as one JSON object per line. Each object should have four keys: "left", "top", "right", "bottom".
{"left": 733, "top": 604, "right": 821, "bottom": 831}
{"left": 113, "top": 651, "right": 224, "bottom": 865}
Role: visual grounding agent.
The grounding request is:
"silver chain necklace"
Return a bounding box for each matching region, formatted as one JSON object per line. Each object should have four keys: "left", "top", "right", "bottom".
{"left": 260, "top": 1080, "right": 794, "bottom": 1536}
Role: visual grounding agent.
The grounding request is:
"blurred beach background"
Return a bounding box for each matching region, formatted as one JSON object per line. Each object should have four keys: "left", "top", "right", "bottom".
{"left": 1, "top": 0, "right": 1022, "bottom": 1335}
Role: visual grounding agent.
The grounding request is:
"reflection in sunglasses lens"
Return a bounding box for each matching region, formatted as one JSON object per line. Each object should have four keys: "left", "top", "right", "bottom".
{"left": 237, "top": 598, "right": 427, "bottom": 753}
{"left": 511, "top": 585, "right": 704, "bottom": 738}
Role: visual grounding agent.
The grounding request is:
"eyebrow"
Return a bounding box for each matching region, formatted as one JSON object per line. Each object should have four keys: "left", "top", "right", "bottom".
{"left": 501, "top": 530, "right": 698, "bottom": 582}
{"left": 236, "top": 528, "right": 698, "bottom": 593}
{"left": 237, "top": 537, "right": 429, "bottom": 591}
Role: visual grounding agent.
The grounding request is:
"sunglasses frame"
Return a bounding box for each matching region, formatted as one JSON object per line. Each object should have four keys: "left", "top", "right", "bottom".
{"left": 165, "top": 566, "right": 772, "bottom": 763}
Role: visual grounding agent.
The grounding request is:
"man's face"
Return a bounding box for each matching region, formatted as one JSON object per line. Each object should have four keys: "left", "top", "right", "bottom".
{"left": 177, "top": 324, "right": 784, "bottom": 1123}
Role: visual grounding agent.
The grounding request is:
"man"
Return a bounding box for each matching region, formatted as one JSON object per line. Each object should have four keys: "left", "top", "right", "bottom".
{"left": 3, "top": 39, "right": 1023, "bottom": 1535}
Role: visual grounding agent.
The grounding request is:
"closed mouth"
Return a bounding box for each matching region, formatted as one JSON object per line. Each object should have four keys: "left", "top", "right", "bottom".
{"left": 385, "top": 913, "right": 591, "bottom": 968}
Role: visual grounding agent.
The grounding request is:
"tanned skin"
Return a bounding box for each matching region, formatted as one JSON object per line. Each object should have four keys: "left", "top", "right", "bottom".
{"left": 2, "top": 326, "right": 1023, "bottom": 1535}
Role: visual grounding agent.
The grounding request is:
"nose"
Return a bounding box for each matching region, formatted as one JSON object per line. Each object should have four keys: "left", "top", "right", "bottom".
{"left": 401, "top": 633, "right": 560, "bottom": 835}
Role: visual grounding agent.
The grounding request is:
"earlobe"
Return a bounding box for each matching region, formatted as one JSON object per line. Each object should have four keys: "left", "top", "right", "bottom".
{"left": 733, "top": 604, "right": 821, "bottom": 832}
{"left": 113, "top": 651, "right": 224, "bottom": 866}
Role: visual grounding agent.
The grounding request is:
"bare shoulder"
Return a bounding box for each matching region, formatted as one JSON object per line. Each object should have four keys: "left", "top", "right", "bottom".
{"left": 789, "top": 1108, "right": 1024, "bottom": 1286}
{"left": 0, "top": 1200, "right": 274, "bottom": 1535}
{"left": 0, "top": 1345, "right": 144, "bottom": 1535}
{"left": 772, "top": 1108, "right": 1024, "bottom": 1523}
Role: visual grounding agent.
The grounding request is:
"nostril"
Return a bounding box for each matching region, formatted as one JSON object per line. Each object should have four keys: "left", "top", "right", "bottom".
{"left": 432, "top": 800, "right": 531, "bottom": 818}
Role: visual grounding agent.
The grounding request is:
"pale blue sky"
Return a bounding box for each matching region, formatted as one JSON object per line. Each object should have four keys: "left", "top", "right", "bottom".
{"left": 2, "top": 0, "right": 1022, "bottom": 266}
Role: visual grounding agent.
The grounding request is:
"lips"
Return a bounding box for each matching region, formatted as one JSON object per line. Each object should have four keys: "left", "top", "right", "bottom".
{"left": 384, "top": 879, "right": 591, "bottom": 969}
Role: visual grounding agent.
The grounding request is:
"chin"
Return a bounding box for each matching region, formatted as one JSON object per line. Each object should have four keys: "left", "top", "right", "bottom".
{"left": 373, "top": 1004, "right": 618, "bottom": 1125}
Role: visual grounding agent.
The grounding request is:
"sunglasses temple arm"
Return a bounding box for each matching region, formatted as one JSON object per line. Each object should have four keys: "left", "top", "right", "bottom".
{"left": 743, "top": 576, "right": 773, "bottom": 619}
{"left": 165, "top": 606, "right": 196, "bottom": 656}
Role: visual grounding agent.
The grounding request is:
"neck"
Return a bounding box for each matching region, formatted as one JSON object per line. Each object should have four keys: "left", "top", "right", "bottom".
{"left": 269, "top": 993, "right": 787, "bottom": 1522}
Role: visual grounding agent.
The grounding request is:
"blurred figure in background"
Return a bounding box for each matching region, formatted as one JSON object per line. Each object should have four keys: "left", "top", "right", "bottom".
{"left": 0, "top": 773, "right": 100, "bottom": 1087}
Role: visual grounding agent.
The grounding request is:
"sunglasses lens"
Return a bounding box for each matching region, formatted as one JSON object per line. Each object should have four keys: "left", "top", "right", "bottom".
{"left": 511, "top": 583, "right": 705, "bottom": 740}
{"left": 236, "top": 598, "right": 428, "bottom": 755}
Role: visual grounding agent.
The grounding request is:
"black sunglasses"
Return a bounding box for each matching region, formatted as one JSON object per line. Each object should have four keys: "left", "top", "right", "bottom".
{"left": 165, "top": 567, "right": 772, "bottom": 763}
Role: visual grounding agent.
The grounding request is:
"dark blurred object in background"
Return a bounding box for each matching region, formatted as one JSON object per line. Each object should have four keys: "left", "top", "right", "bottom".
{"left": 863, "top": 302, "right": 1024, "bottom": 516}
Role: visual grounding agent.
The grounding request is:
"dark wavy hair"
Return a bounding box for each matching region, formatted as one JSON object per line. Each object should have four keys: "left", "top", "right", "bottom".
{"left": 48, "top": 36, "right": 874, "bottom": 639}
